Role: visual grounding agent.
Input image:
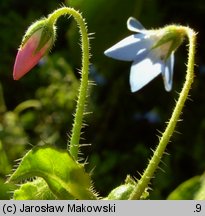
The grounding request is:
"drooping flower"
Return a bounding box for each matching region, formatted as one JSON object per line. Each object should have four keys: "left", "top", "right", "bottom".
{"left": 104, "top": 17, "right": 185, "bottom": 92}
{"left": 13, "top": 19, "right": 56, "bottom": 80}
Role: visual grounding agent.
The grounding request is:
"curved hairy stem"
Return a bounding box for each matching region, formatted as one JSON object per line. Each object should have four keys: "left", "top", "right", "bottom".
{"left": 47, "top": 7, "right": 90, "bottom": 161}
{"left": 129, "top": 27, "right": 197, "bottom": 200}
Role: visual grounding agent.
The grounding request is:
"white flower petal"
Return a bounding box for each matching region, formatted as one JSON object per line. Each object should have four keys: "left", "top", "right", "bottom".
{"left": 127, "top": 17, "right": 146, "bottom": 33}
{"left": 162, "top": 53, "right": 174, "bottom": 91}
{"left": 104, "top": 34, "right": 153, "bottom": 61}
{"left": 130, "top": 56, "right": 163, "bottom": 92}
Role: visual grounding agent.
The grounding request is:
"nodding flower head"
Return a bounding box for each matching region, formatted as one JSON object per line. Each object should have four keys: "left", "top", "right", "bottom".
{"left": 104, "top": 17, "right": 185, "bottom": 92}
{"left": 13, "top": 19, "right": 56, "bottom": 80}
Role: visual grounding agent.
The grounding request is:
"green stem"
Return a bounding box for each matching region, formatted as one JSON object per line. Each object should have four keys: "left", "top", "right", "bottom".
{"left": 47, "top": 7, "right": 90, "bottom": 161}
{"left": 129, "top": 27, "right": 196, "bottom": 200}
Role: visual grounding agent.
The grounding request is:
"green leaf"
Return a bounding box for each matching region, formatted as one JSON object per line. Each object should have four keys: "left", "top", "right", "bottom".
{"left": 167, "top": 176, "right": 202, "bottom": 200}
{"left": 14, "top": 178, "right": 56, "bottom": 200}
{"left": 194, "top": 173, "right": 205, "bottom": 200}
{"left": 8, "top": 145, "right": 97, "bottom": 200}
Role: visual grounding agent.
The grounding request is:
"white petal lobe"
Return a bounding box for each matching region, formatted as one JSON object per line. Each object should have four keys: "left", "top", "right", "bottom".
{"left": 130, "top": 58, "right": 162, "bottom": 92}
{"left": 104, "top": 34, "right": 153, "bottom": 61}
{"left": 127, "top": 17, "right": 146, "bottom": 33}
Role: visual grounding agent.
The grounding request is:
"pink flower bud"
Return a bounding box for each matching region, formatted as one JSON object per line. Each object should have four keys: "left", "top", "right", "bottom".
{"left": 13, "top": 19, "right": 55, "bottom": 80}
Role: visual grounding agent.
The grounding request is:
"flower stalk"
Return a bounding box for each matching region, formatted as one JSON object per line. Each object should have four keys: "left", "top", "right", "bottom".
{"left": 47, "top": 7, "right": 90, "bottom": 161}
{"left": 129, "top": 27, "right": 196, "bottom": 200}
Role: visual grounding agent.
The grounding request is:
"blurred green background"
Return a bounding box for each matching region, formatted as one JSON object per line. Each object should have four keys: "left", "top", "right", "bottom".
{"left": 0, "top": 0, "right": 205, "bottom": 199}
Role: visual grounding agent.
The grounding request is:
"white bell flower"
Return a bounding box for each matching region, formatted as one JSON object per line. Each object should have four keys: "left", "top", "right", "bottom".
{"left": 104, "top": 17, "right": 181, "bottom": 92}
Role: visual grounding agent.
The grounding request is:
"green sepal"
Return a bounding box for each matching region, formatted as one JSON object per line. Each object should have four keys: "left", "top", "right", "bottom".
{"left": 152, "top": 26, "right": 185, "bottom": 59}
{"left": 35, "top": 21, "right": 56, "bottom": 53}
{"left": 21, "top": 18, "right": 56, "bottom": 53}
{"left": 21, "top": 19, "right": 46, "bottom": 47}
{"left": 105, "top": 175, "right": 149, "bottom": 200}
{"left": 106, "top": 184, "right": 135, "bottom": 200}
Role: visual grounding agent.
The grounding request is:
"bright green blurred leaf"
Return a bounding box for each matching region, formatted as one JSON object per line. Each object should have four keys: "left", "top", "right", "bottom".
{"left": 14, "top": 178, "right": 57, "bottom": 200}
{"left": 0, "top": 140, "right": 11, "bottom": 174}
{"left": 167, "top": 175, "right": 203, "bottom": 200}
{"left": 0, "top": 178, "right": 16, "bottom": 200}
{"left": 194, "top": 173, "right": 205, "bottom": 200}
